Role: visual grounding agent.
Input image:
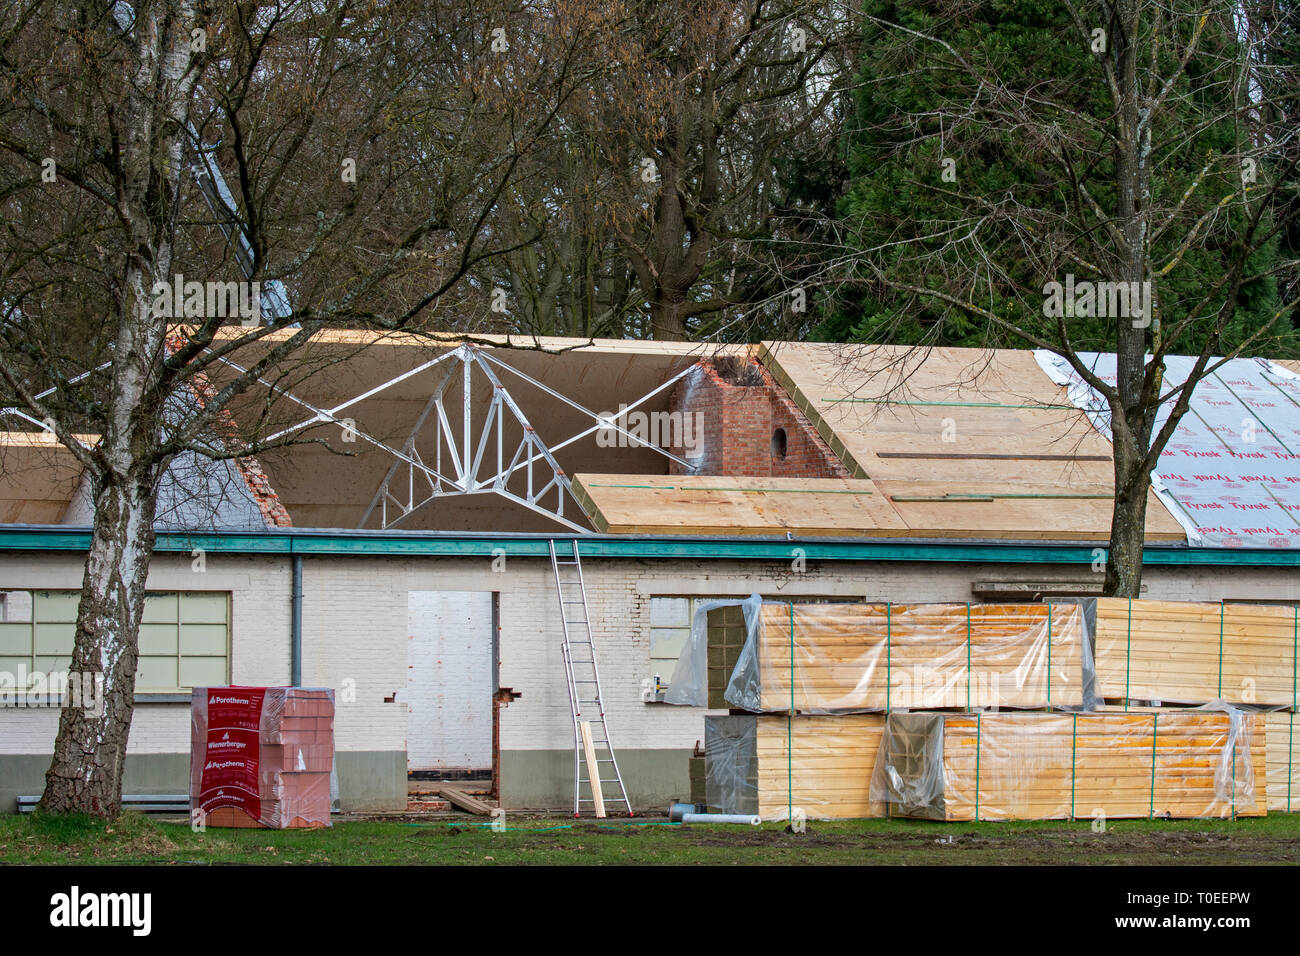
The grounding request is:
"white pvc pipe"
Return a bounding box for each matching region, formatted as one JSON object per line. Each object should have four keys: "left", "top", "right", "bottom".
{"left": 681, "top": 812, "right": 761, "bottom": 825}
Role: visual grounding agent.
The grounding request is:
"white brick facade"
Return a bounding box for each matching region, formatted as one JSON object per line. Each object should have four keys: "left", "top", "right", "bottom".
{"left": 3, "top": 548, "right": 1297, "bottom": 767}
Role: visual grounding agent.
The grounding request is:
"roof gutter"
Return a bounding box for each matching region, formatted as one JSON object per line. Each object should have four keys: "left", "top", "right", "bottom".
{"left": 0, "top": 525, "right": 1298, "bottom": 567}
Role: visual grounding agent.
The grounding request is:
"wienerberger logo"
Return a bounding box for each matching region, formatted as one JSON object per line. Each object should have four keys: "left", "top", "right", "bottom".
{"left": 49, "top": 886, "right": 151, "bottom": 936}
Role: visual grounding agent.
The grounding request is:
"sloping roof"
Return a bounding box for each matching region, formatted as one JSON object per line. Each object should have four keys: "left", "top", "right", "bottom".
{"left": 7, "top": 332, "right": 1298, "bottom": 546}
{"left": 1040, "top": 351, "right": 1300, "bottom": 548}
{"left": 753, "top": 342, "right": 1184, "bottom": 541}
{"left": 0, "top": 433, "right": 96, "bottom": 524}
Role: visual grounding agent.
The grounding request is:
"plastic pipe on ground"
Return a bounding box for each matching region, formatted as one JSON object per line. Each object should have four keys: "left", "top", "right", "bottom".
{"left": 680, "top": 812, "right": 760, "bottom": 825}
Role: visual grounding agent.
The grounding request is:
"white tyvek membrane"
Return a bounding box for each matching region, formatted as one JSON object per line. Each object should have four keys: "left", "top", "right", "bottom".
{"left": 1035, "top": 350, "right": 1300, "bottom": 548}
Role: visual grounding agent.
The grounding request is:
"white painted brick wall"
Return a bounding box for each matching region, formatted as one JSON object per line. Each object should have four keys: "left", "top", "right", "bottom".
{"left": 3, "top": 549, "right": 1298, "bottom": 761}
{"left": 0, "top": 551, "right": 290, "bottom": 755}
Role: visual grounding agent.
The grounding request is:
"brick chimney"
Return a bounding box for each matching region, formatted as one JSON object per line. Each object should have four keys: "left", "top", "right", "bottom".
{"left": 667, "top": 356, "right": 849, "bottom": 478}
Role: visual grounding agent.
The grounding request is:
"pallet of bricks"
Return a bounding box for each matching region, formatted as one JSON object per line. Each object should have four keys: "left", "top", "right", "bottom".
{"left": 191, "top": 686, "right": 335, "bottom": 828}
{"left": 703, "top": 598, "right": 1290, "bottom": 821}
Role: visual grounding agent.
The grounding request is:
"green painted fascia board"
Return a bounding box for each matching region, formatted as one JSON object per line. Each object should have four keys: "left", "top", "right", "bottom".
{"left": 1, "top": 525, "right": 1299, "bottom": 566}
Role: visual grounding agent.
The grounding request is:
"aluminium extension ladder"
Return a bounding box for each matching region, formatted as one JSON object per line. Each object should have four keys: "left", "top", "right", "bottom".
{"left": 549, "top": 539, "right": 633, "bottom": 817}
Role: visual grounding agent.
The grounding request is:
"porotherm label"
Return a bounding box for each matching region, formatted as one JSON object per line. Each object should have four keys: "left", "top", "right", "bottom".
{"left": 197, "top": 687, "right": 268, "bottom": 823}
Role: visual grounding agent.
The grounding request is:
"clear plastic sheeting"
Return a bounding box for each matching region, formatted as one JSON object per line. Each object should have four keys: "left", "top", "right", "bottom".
{"left": 725, "top": 601, "right": 1093, "bottom": 713}
{"left": 704, "top": 715, "right": 758, "bottom": 815}
{"left": 705, "top": 713, "right": 887, "bottom": 820}
{"left": 664, "top": 594, "right": 762, "bottom": 706}
{"left": 870, "top": 708, "right": 1265, "bottom": 821}
{"left": 869, "top": 713, "right": 945, "bottom": 820}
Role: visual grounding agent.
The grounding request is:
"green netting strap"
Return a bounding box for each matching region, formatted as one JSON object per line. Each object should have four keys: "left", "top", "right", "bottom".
{"left": 1289, "top": 713, "right": 1294, "bottom": 813}
{"left": 1070, "top": 713, "right": 1077, "bottom": 821}
{"left": 966, "top": 603, "right": 972, "bottom": 711}
{"left": 1149, "top": 713, "right": 1159, "bottom": 820}
{"left": 1217, "top": 603, "right": 1225, "bottom": 699}
{"left": 1231, "top": 731, "right": 1237, "bottom": 822}
{"left": 974, "top": 713, "right": 981, "bottom": 823}
{"left": 886, "top": 602, "right": 892, "bottom": 714}
{"left": 788, "top": 602, "right": 794, "bottom": 823}
{"left": 1293, "top": 605, "right": 1297, "bottom": 711}
{"left": 1047, "top": 604, "right": 1053, "bottom": 707}
{"left": 1125, "top": 597, "right": 1132, "bottom": 711}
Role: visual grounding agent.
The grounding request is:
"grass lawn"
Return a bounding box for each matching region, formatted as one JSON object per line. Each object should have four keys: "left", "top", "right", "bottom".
{"left": 3, "top": 811, "right": 1300, "bottom": 865}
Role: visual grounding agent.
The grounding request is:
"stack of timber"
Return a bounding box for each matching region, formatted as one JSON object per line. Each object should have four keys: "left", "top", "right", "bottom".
{"left": 747, "top": 601, "right": 1085, "bottom": 712}
{"left": 700, "top": 597, "right": 1288, "bottom": 821}
{"left": 704, "top": 714, "right": 886, "bottom": 819}
{"left": 1266, "top": 712, "right": 1300, "bottom": 813}
{"left": 876, "top": 711, "right": 1266, "bottom": 822}
{"left": 1093, "top": 599, "right": 1300, "bottom": 707}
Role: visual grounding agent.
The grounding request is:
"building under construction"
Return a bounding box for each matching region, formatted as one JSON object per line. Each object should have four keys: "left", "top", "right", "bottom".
{"left": 1, "top": 333, "right": 1298, "bottom": 814}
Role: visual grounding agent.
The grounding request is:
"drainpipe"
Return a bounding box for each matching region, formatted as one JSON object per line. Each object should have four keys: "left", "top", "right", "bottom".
{"left": 291, "top": 552, "right": 303, "bottom": 687}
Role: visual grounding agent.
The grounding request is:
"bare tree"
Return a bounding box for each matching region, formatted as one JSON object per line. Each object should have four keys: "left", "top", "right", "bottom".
{"left": 0, "top": 0, "right": 596, "bottom": 815}
{"left": 825, "top": 0, "right": 1300, "bottom": 595}
{"left": 475, "top": 0, "right": 862, "bottom": 341}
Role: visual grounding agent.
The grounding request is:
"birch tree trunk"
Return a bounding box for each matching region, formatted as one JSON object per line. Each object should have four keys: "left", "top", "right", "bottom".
{"left": 37, "top": 0, "right": 195, "bottom": 816}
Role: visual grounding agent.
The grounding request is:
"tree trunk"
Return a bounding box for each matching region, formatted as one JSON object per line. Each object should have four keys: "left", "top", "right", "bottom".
{"left": 1103, "top": 0, "right": 1154, "bottom": 599}
{"left": 38, "top": 472, "right": 160, "bottom": 816}
{"left": 1105, "top": 457, "right": 1151, "bottom": 598}
{"left": 36, "top": 0, "right": 192, "bottom": 810}
{"left": 651, "top": 294, "right": 688, "bottom": 340}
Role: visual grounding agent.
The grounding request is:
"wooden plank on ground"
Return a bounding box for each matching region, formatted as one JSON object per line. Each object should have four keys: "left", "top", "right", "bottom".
{"left": 579, "top": 720, "right": 606, "bottom": 818}
{"left": 439, "top": 786, "right": 495, "bottom": 816}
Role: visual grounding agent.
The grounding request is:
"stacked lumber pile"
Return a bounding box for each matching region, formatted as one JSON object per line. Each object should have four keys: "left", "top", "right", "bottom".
{"left": 875, "top": 711, "right": 1265, "bottom": 822}
{"left": 744, "top": 601, "right": 1085, "bottom": 711}
{"left": 702, "top": 597, "right": 1290, "bottom": 820}
{"left": 190, "top": 686, "right": 335, "bottom": 829}
{"left": 1093, "top": 599, "right": 1299, "bottom": 708}
{"left": 704, "top": 714, "right": 885, "bottom": 819}
{"left": 1266, "top": 712, "right": 1300, "bottom": 813}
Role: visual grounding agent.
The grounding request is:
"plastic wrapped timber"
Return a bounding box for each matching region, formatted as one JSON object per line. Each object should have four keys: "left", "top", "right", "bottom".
{"left": 871, "top": 709, "right": 1265, "bottom": 822}
{"left": 1266, "top": 711, "right": 1300, "bottom": 813}
{"left": 191, "top": 686, "right": 335, "bottom": 829}
{"left": 705, "top": 713, "right": 886, "bottom": 820}
{"left": 725, "top": 601, "right": 1090, "bottom": 713}
{"left": 1093, "top": 599, "right": 1299, "bottom": 708}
